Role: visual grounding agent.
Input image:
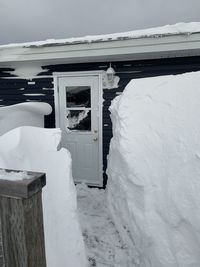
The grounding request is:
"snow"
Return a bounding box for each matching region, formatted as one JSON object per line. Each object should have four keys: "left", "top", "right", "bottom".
{"left": 66, "top": 110, "right": 89, "bottom": 130}
{"left": 107, "top": 71, "right": 200, "bottom": 267}
{"left": 0, "top": 22, "right": 200, "bottom": 49}
{"left": 0, "top": 102, "right": 52, "bottom": 116}
{"left": 0, "top": 102, "right": 52, "bottom": 135}
{"left": 0, "top": 169, "right": 31, "bottom": 181}
{"left": 77, "top": 184, "right": 136, "bottom": 267}
{"left": 0, "top": 126, "right": 87, "bottom": 267}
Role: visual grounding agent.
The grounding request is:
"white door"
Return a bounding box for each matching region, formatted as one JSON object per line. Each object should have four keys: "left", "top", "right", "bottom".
{"left": 58, "top": 75, "right": 102, "bottom": 186}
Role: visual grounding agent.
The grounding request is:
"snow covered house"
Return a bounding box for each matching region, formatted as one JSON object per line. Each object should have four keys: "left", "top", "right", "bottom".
{"left": 0, "top": 22, "right": 200, "bottom": 187}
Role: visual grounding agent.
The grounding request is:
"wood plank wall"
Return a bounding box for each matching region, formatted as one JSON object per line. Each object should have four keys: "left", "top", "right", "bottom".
{"left": 1, "top": 56, "right": 200, "bottom": 187}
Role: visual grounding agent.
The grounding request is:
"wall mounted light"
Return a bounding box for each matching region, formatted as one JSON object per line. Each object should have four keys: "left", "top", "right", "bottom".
{"left": 106, "top": 63, "right": 115, "bottom": 86}
{"left": 102, "top": 63, "right": 120, "bottom": 89}
{"left": 106, "top": 63, "right": 115, "bottom": 84}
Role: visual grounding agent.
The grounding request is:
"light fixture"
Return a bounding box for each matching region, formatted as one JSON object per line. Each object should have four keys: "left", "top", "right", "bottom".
{"left": 103, "top": 63, "right": 120, "bottom": 89}
{"left": 106, "top": 63, "right": 115, "bottom": 86}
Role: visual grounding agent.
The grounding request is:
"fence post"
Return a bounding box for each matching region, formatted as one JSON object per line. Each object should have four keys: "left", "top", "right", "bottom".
{"left": 0, "top": 169, "right": 46, "bottom": 267}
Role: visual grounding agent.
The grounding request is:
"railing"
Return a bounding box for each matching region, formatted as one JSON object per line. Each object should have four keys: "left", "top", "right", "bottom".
{"left": 0, "top": 169, "right": 46, "bottom": 267}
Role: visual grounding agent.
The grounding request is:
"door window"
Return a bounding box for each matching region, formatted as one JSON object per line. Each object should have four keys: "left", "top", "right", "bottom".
{"left": 66, "top": 110, "right": 91, "bottom": 131}
{"left": 66, "top": 86, "right": 91, "bottom": 108}
{"left": 65, "top": 86, "right": 91, "bottom": 131}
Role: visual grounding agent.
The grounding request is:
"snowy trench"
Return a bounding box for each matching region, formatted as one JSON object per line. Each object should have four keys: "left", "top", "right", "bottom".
{"left": 77, "top": 184, "right": 136, "bottom": 267}
{"left": 1, "top": 71, "right": 200, "bottom": 266}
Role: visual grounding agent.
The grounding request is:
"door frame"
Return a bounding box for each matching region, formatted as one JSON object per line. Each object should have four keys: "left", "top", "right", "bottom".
{"left": 53, "top": 71, "right": 104, "bottom": 187}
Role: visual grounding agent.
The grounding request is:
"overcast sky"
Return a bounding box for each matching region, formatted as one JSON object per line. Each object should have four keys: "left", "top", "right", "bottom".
{"left": 0, "top": 0, "right": 200, "bottom": 45}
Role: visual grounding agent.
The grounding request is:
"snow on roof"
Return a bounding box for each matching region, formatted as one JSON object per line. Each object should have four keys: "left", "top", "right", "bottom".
{"left": 0, "top": 22, "right": 200, "bottom": 49}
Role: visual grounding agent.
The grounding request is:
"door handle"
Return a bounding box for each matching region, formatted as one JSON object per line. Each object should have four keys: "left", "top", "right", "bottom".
{"left": 93, "top": 137, "right": 98, "bottom": 141}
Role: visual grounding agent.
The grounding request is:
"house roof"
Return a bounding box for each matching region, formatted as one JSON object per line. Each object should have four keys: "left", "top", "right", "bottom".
{"left": 1, "top": 22, "right": 200, "bottom": 49}
{"left": 0, "top": 22, "right": 200, "bottom": 65}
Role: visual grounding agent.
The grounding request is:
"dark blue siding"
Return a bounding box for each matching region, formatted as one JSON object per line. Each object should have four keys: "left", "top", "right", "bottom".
{"left": 1, "top": 56, "right": 200, "bottom": 187}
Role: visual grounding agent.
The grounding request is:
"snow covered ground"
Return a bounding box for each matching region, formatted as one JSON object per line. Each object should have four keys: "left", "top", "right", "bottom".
{"left": 77, "top": 184, "right": 136, "bottom": 267}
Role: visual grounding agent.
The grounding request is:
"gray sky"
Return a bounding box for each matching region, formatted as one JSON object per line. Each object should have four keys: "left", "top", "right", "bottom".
{"left": 0, "top": 0, "right": 200, "bottom": 45}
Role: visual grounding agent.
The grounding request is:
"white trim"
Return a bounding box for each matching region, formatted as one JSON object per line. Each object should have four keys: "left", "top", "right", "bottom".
{"left": 53, "top": 70, "right": 105, "bottom": 77}
{"left": 1, "top": 33, "right": 200, "bottom": 64}
{"left": 54, "top": 71, "right": 104, "bottom": 187}
{"left": 98, "top": 72, "right": 103, "bottom": 187}
{"left": 53, "top": 76, "right": 60, "bottom": 128}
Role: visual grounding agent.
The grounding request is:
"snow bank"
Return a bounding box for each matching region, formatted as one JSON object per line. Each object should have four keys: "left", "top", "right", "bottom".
{"left": 0, "top": 102, "right": 52, "bottom": 135}
{"left": 0, "top": 126, "right": 87, "bottom": 267}
{"left": 107, "top": 71, "right": 200, "bottom": 267}
{"left": 0, "top": 22, "right": 200, "bottom": 48}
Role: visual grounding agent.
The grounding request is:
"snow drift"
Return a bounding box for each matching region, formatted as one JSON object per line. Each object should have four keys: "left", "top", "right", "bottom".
{"left": 0, "top": 102, "right": 52, "bottom": 136}
{"left": 107, "top": 71, "right": 200, "bottom": 267}
{"left": 0, "top": 126, "right": 87, "bottom": 267}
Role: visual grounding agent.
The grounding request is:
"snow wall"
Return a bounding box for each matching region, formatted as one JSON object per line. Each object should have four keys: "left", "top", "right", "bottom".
{"left": 0, "top": 102, "right": 52, "bottom": 136}
{"left": 0, "top": 126, "right": 87, "bottom": 267}
{"left": 107, "top": 72, "right": 200, "bottom": 267}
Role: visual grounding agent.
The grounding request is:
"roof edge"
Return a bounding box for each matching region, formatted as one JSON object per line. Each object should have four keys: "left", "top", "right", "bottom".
{"left": 1, "top": 22, "right": 200, "bottom": 50}
{"left": 0, "top": 30, "right": 200, "bottom": 64}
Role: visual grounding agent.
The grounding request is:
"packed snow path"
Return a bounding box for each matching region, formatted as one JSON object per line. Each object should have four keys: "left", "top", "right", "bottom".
{"left": 76, "top": 184, "right": 136, "bottom": 267}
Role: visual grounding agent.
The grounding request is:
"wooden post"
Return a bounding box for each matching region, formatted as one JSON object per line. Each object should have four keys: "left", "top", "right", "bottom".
{"left": 0, "top": 169, "right": 46, "bottom": 267}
